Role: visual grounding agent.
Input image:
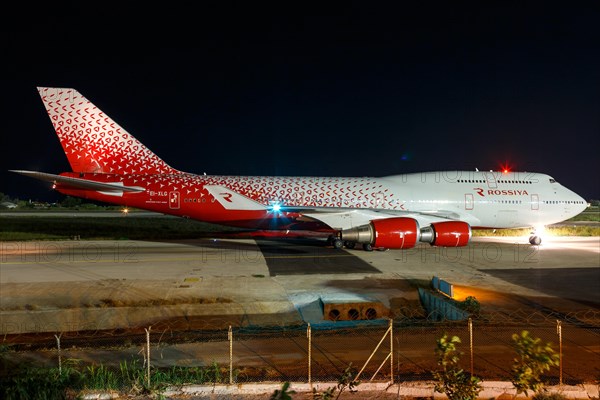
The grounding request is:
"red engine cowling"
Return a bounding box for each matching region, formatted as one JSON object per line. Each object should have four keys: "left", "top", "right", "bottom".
{"left": 341, "top": 217, "right": 420, "bottom": 249}
{"left": 430, "top": 221, "right": 471, "bottom": 247}
{"left": 341, "top": 218, "right": 471, "bottom": 249}
{"left": 372, "top": 217, "right": 420, "bottom": 249}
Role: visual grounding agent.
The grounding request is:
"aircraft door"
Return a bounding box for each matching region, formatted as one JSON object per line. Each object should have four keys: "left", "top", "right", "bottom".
{"left": 465, "top": 193, "right": 474, "bottom": 210}
{"left": 531, "top": 194, "right": 539, "bottom": 210}
{"left": 169, "top": 191, "right": 180, "bottom": 209}
{"left": 485, "top": 172, "right": 497, "bottom": 188}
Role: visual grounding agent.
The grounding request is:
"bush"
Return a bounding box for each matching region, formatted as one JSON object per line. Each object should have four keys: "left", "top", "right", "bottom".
{"left": 432, "top": 334, "right": 482, "bottom": 400}
{"left": 511, "top": 330, "right": 560, "bottom": 397}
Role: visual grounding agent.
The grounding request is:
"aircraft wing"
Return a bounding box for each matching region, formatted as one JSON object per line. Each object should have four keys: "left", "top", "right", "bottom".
{"left": 289, "top": 206, "right": 479, "bottom": 230}
{"left": 9, "top": 170, "right": 146, "bottom": 193}
{"left": 202, "top": 184, "right": 479, "bottom": 229}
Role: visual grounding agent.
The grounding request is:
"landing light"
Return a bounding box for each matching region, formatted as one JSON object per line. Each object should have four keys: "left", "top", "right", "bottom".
{"left": 533, "top": 225, "right": 546, "bottom": 236}
{"left": 121, "top": 207, "right": 129, "bottom": 215}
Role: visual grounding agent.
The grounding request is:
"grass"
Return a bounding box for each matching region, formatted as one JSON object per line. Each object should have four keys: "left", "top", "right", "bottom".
{"left": 567, "top": 207, "right": 599, "bottom": 222}
{"left": 0, "top": 358, "right": 233, "bottom": 399}
{"left": 92, "top": 296, "right": 233, "bottom": 308}
{"left": 0, "top": 215, "right": 245, "bottom": 241}
{"left": 0, "top": 296, "right": 233, "bottom": 312}
{"left": 472, "top": 226, "right": 600, "bottom": 237}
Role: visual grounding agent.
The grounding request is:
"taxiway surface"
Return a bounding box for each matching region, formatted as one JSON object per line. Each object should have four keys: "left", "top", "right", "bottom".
{"left": 1, "top": 236, "right": 598, "bottom": 336}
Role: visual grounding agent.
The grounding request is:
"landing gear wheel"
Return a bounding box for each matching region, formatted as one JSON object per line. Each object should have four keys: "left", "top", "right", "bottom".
{"left": 344, "top": 241, "right": 356, "bottom": 249}
{"left": 332, "top": 238, "right": 344, "bottom": 249}
{"left": 362, "top": 243, "right": 373, "bottom": 252}
{"left": 529, "top": 235, "right": 542, "bottom": 245}
{"left": 326, "top": 235, "right": 335, "bottom": 246}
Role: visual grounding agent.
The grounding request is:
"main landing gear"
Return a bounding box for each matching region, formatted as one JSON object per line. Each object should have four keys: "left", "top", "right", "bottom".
{"left": 327, "top": 235, "right": 379, "bottom": 252}
{"left": 331, "top": 237, "right": 344, "bottom": 249}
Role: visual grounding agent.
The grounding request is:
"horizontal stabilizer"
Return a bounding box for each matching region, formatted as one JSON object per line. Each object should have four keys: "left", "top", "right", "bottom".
{"left": 9, "top": 170, "right": 146, "bottom": 193}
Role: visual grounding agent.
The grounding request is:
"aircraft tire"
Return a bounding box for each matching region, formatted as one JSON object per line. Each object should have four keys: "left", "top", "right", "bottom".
{"left": 332, "top": 238, "right": 344, "bottom": 249}
{"left": 363, "top": 243, "right": 373, "bottom": 252}
{"left": 529, "top": 235, "right": 542, "bottom": 245}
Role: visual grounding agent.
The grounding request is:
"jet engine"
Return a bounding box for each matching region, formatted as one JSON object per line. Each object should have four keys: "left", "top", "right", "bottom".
{"left": 420, "top": 221, "right": 472, "bottom": 247}
{"left": 340, "top": 217, "right": 471, "bottom": 249}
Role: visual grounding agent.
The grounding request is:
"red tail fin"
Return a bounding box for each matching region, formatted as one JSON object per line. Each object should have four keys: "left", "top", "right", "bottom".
{"left": 38, "top": 87, "right": 178, "bottom": 175}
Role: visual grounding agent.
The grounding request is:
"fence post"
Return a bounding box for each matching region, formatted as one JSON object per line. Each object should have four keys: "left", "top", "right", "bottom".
{"left": 228, "top": 325, "right": 233, "bottom": 385}
{"left": 356, "top": 321, "right": 393, "bottom": 382}
{"left": 145, "top": 326, "right": 151, "bottom": 388}
{"left": 307, "top": 323, "right": 312, "bottom": 387}
{"left": 54, "top": 333, "right": 62, "bottom": 375}
{"left": 389, "top": 319, "right": 393, "bottom": 384}
{"left": 468, "top": 317, "right": 473, "bottom": 376}
{"left": 556, "top": 320, "right": 563, "bottom": 386}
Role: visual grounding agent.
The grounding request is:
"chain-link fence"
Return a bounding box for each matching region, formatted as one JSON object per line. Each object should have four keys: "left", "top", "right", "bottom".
{"left": 2, "top": 310, "right": 599, "bottom": 392}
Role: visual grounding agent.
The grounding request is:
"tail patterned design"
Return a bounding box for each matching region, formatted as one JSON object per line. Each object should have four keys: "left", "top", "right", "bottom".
{"left": 38, "top": 87, "right": 178, "bottom": 175}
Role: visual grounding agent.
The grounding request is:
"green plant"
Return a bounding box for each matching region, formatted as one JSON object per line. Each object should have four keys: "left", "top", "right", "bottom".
{"left": 532, "top": 392, "right": 566, "bottom": 400}
{"left": 85, "top": 364, "right": 120, "bottom": 390}
{"left": 458, "top": 296, "right": 481, "bottom": 316}
{"left": 0, "top": 364, "right": 83, "bottom": 400}
{"left": 119, "top": 359, "right": 147, "bottom": 392}
{"left": 510, "top": 330, "right": 560, "bottom": 397}
{"left": 205, "top": 360, "right": 224, "bottom": 383}
{"left": 432, "top": 334, "right": 482, "bottom": 400}
{"left": 270, "top": 381, "right": 296, "bottom": 400}
{"left": 312, "top": 364, "right": 360, "bottom": 400}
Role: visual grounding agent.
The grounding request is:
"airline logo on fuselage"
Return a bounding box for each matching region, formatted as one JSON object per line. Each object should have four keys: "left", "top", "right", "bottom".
{"left": 219, "top": 193, "right": 233, "bottom": 203}
{"left": 474, "top": 188, "right": 529, "bottom": 197}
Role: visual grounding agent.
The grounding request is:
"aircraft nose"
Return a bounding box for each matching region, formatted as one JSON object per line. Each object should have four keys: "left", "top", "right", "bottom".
{"left": 572, "top": 192, "right": 588, "bottom": 215}
{"left": 577, "top": 194, "right": 588, "bottom": 212}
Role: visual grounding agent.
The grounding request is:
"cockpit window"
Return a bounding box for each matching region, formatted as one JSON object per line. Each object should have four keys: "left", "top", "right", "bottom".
{"left": 549, "top": 178, "right": 556, "bottom": 183}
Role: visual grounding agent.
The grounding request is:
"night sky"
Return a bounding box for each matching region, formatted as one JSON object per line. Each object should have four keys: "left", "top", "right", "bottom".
{"left": 1, "top": 2, "right": 599, "bottom": 203}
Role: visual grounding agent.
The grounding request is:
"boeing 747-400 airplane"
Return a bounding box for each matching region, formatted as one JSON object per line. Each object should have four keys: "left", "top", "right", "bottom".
{"left": 11, "top": 88, "right": 588, "bottom": 250}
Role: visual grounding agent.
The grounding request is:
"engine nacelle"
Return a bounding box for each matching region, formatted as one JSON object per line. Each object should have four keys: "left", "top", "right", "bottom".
{"left": 341, "top": 217, "right": 420, "bottom": 249}
{"left": 341, "top": 218, "right": 471, "bottom": 249}
{"left": 420, "top": 221, "right": 471, "bottom": 247}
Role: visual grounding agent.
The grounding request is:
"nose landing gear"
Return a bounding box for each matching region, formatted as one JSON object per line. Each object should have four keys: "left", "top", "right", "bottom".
{"left": 529, "top": 225, "right": 545, "bottom": 245}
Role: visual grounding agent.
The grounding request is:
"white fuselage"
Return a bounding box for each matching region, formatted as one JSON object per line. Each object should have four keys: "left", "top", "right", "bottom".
{"left": 365, "top": 171, "right": 587, "bottom": 229}
{"left": 179, "top": 170, "right": 588, "bottom": 232}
